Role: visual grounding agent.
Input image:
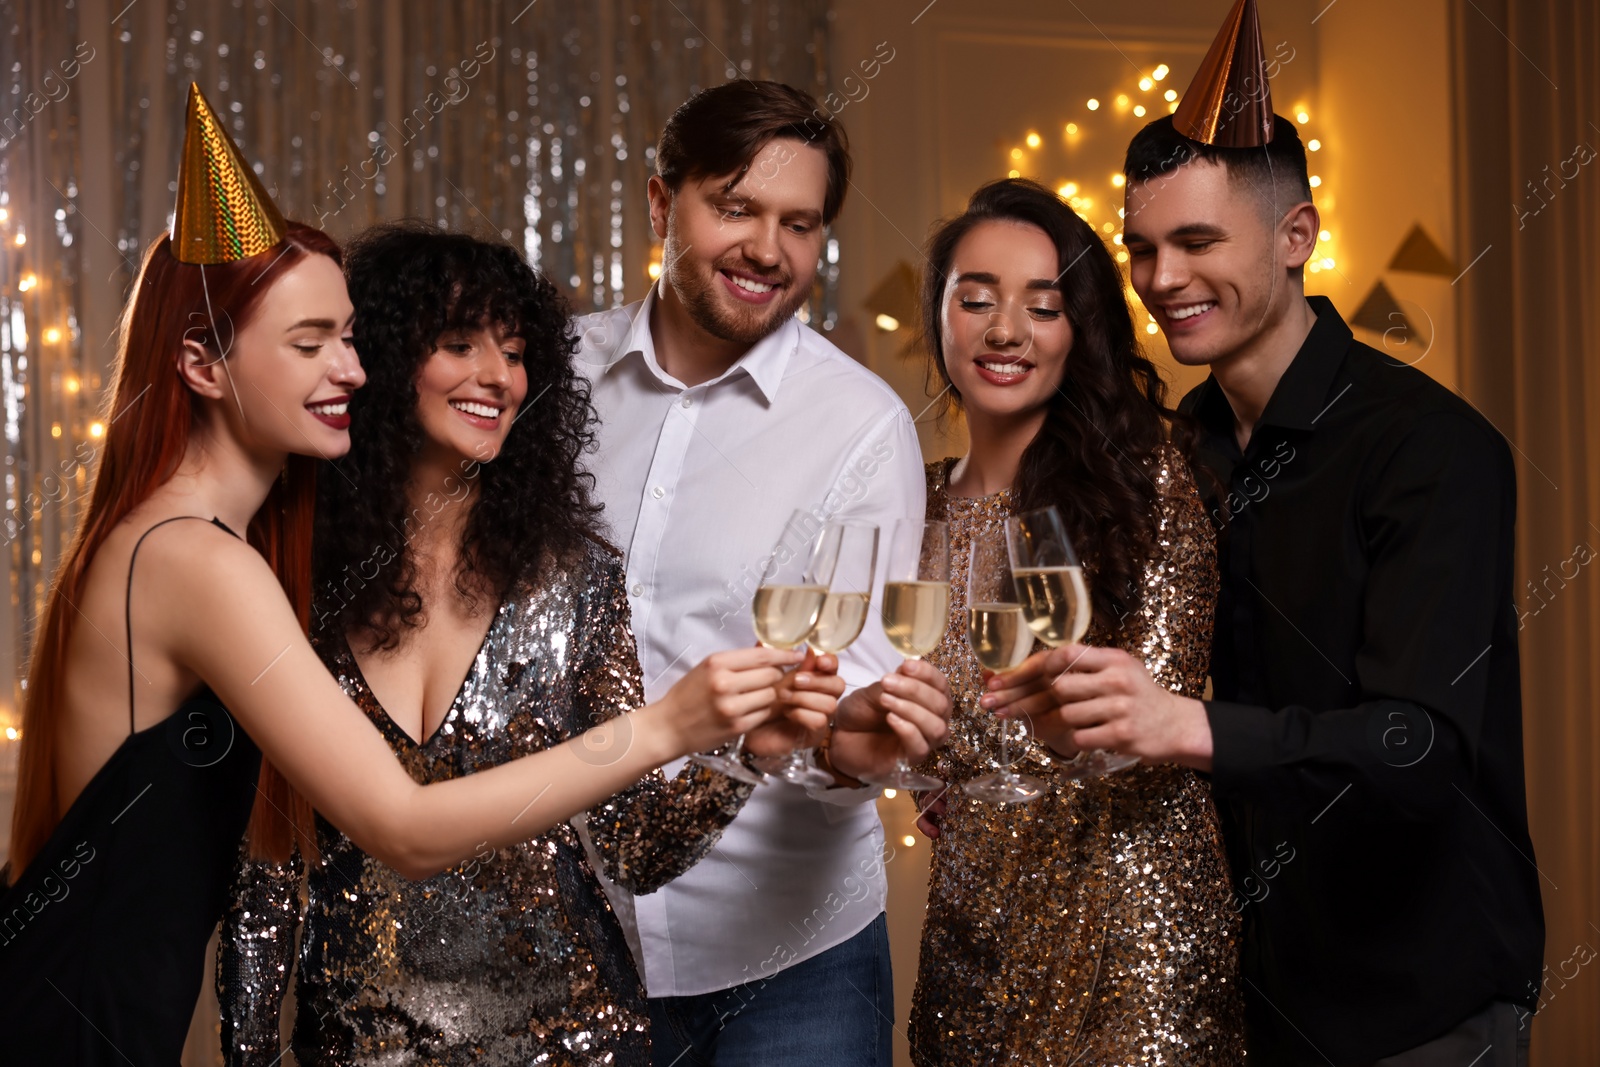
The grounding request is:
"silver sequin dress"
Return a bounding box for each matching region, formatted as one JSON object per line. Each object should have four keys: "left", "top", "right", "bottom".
{"left": 217, "top": 538, "right": 752, "bottom": 1066}
{"left": 909, "top": 454, "right": 1245, "bottom": 1065}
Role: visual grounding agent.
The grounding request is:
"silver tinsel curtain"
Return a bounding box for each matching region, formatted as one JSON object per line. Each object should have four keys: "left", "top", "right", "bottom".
{"left": 0, "top": 0, "right": 836, "bottom": 752}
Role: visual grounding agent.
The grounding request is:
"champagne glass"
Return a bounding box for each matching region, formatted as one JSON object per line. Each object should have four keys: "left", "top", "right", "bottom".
{"left": 754, "top": 520, "right": 879, "bottom": 787}
{"left": 865, "top": 518, "right": 950, "bottom": 792}
{"left": 962, "top": 529, "right": 1045, "bottom": 804}
{"left": 691, "top": 510, "right": 831, "bottom": 785}
{"left": 1005, "top": 506, "right": 1140, "bottom": 778}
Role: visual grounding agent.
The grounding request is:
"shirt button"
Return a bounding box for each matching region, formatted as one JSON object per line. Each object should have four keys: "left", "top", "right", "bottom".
{"left": 681, "top": 396, "right": 693, "bottom": 408}
{"left": 651, "top": 485, "right": 665, "bottom": 499}
{"left": 631, "top": 583, "right": 643, "bottom": 597}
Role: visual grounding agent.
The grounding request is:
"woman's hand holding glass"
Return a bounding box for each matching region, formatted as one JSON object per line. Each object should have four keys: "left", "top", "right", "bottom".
{"left": 861, "top": 518, "right": 952, "bottom": 791}
{"left": 744, "top": 648, "right": 845, "bottom": 770}
{"left": 961, "top": 527, "right": 1045, "bottom": 804}
{"left": 652, "top": 646, "right": 807, "bottom": 761}
{"left": 691, "top": 510, "right": 835, "bottom": 785}
{"left": 753, "top": 520, "right": 878, "bottom": 787}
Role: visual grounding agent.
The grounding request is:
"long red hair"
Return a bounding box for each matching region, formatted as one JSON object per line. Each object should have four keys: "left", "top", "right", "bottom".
{"left": 7, "top": 223, "right": 337, "bottom": 879}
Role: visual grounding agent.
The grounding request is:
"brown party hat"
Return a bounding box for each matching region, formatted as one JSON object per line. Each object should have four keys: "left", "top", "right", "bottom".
{"left": 171, "top": 83, "right": 286, "bottom": 264}
{"left": 1172, "top": 0, "right": 1275, "bottom": 148}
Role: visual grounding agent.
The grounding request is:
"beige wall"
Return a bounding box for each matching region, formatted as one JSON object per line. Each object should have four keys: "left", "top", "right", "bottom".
{"left": 826, "top": 2, "right": 1454, "bottom": 1062}
{"left": 1316, "top": 0, "right": 1457, "bottom": 390}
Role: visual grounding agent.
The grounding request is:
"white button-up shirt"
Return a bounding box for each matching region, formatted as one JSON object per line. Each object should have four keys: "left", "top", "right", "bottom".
{"left": 573, "top": 287, "right": 924, "bottom": 996}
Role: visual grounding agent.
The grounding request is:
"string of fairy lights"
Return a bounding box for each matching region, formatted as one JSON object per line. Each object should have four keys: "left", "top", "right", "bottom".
{"left": 999, "top": 62, "right": 1338, "bottom": 335}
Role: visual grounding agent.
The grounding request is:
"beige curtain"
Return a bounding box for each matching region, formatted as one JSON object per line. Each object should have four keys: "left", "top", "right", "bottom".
{"left": 1452, "top": 1, "right": 1600, "bottom": 1061}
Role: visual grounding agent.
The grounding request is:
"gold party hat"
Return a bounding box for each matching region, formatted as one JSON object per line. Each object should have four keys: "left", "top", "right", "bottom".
{"left": 171, "top": 83, "right": 286, "bottom": 264}
{"left": 1172, "top": 0, "right": 1275, "bottom": 148}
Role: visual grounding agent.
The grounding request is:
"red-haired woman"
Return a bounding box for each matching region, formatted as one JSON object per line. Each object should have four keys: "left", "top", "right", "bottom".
{"left": 0, "top": 89, "right": 804, "bottom": 1063}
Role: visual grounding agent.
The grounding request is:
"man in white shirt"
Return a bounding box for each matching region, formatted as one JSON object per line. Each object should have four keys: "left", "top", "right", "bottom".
{"left": 575, "top": 80, "right": 948, "bottom": 1067}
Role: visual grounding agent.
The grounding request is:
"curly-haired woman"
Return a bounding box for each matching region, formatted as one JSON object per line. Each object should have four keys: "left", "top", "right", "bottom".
{"left": 906, "top": 180, "right": 1244, "bottom": 1063}
{"left": 215, "top": 223, "right": 844, "bottom": 1065}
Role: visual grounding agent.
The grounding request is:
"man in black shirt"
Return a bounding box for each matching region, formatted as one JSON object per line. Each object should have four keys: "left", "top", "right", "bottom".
{"left": 982, "top": 87, "right": 1544, "bottom": 1067}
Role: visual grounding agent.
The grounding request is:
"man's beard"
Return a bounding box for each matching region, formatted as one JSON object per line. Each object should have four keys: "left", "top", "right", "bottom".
{"left": 668, "top": 251, "right": 809, "bottom": 347}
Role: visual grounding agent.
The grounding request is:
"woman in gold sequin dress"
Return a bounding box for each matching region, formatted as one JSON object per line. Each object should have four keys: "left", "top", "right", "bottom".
{"left": 216, "top": 225, "right": 840, "bottom": 1065}
{"left": 906, "top": 180, "right": 1244, "bottom": 1064}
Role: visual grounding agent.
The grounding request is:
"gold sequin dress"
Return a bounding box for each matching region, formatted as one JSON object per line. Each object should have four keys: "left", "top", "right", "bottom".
{"left": 217, "top": 538, "right": 751, "bottom": 1066}
{"left": 909, "top": 455, "right": 1244, "bottom": 1065}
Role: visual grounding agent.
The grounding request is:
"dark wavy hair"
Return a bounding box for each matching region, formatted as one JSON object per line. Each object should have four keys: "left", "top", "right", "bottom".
{"left": 315, "top": 221, "right": 603, "bottom": 650}
{"left": 920, "top": 179, "right": 1195, "bottom": 632}
{"left": 656, "top": 79, "right": 852, "bottom": 224}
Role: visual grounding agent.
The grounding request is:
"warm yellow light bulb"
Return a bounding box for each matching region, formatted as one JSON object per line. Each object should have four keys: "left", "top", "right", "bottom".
{"left": 1153, "top": 64, "right": 1170, "bottom": 81}
{"left": 18, "top": 274, "right": 36, "bottom": 291}
{"left": 883, "top": 788, "right": 898, "bottom": 799}
{"left": 13, "top": 232, "right": 24, "bottom": 246}
{"left": 902, "top": 835, "right": 916, "bottom": 848}
{"left": 1147, "top": 322, "right": 1159, "bottom": 334}
{"left": 1087, "top": 98, "right": 1100, "bottom": 111}
{"left": 1102, "top": 222, "right": 1115, "bottom": 233}
{"left": 1296, "top": 109, "right": 1310, "bottom": 124}
{"left": 1025, "top": 131, "right": 1042, "bottom": 149}
{"left": 65, "top": 374, "right": 80, "bottom": 393}
{"left": 1112, "top": 173, "right": 1125, "bottom": 188}
{"left": 875, "top": 314, "right": 901, "bottom": 333}
{"left": 647, "top": 261, "right": 662, "bottom": 280}
{"left": 1133, "top": 105, "right": 1146, "bottom": 117}
{"left": 50, "top": 423, "right": 62, "bottom": 438}
{"left": 1009, "top": 168, "right": 1021, "bottom": 178}
{"left": 1308, "top": 139, "right": 1321, "bottom": 151}
{"left": 1065, "top": 122, "right": 1079, "bottom": 135}
{"left": 1309, "top": 175, "right": 1322, "bottom": 188}
{"left": 1061, "top": 181, "right": 1078, "bottom": 197}
{"left": 89, "top": 421, "right": 105, "bottom": 438}
{"left": 43, "top": 327, "right": 61, "bottom": 344}
{"left": 1116, "top": 94, "right": 1129, "bottom": 108}
{"left": 0, "top": 207, "right": 8, "bottom": 222}
{"left": 1139, "top": 77, "right": 1154, "bottom": 91}
{"left": 1309, "top": 262, "right": 1323, "bottom": 273}
{"left": 1168, "top": 101, "right": 1179, "bottom": 113}
{"left": 1319, "top": 229, "right": 1332, "bottom": 242}
{"left": 1165, "top": 89, "right": 1178, "bottom": 102}
{"left": 1116, "top": 250, "right": 1129, "bottom": 263}
{"left": 1011, "top": 147, "right": 1024, "bottom": 160}
{"left": 1112, "top": 233, "right": 1124, "bottom": 245}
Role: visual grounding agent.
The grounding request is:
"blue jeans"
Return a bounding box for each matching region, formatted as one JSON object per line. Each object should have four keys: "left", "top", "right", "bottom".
{"left": 648, "top": 911, "right": 893, "bottom": 1067}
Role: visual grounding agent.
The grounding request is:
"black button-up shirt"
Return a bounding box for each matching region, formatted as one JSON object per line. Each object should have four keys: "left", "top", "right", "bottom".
{"left": 1180, "top": 296, "right": 1544, "bottom": 1064}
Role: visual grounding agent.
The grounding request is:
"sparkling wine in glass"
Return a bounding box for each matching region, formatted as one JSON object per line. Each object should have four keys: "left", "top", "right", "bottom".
{"left": 864, "top": 518, "right": 950, "bottom": 792}
{"left": 691, "top": 510, "right": 830, "bottom": 786}
{"left": 963, "top": 530, "right": 1045, "bottom": 804}
{"left": 1005, "top": 506, "right": 1139, "bottom": 779}
{"left": 755, "top": 521, "right": 878, "bottom": 787}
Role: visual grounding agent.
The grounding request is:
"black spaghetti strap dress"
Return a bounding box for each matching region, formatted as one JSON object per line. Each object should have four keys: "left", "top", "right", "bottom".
{"left": 0, "top": 516, "right": 262, "bottom": 1064}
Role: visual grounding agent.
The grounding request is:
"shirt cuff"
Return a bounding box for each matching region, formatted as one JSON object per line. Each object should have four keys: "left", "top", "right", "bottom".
{"left": 1204, "top": 699, "right": 1276, "bottom": 800}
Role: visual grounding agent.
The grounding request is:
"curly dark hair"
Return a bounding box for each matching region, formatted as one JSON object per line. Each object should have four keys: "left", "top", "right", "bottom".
{"left": 314, "top": 221, "right": 603, "bottom": 650}
{"left": 920, "top": 179, "right": 1196, "bottom": 633}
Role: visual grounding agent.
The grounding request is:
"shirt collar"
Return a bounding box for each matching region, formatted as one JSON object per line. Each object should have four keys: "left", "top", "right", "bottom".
{"left": 1191, "top": 294, "right": 1354, "bottom": 439}
{"left": 605, "top": 283, "right": 797, "bottom": 405}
